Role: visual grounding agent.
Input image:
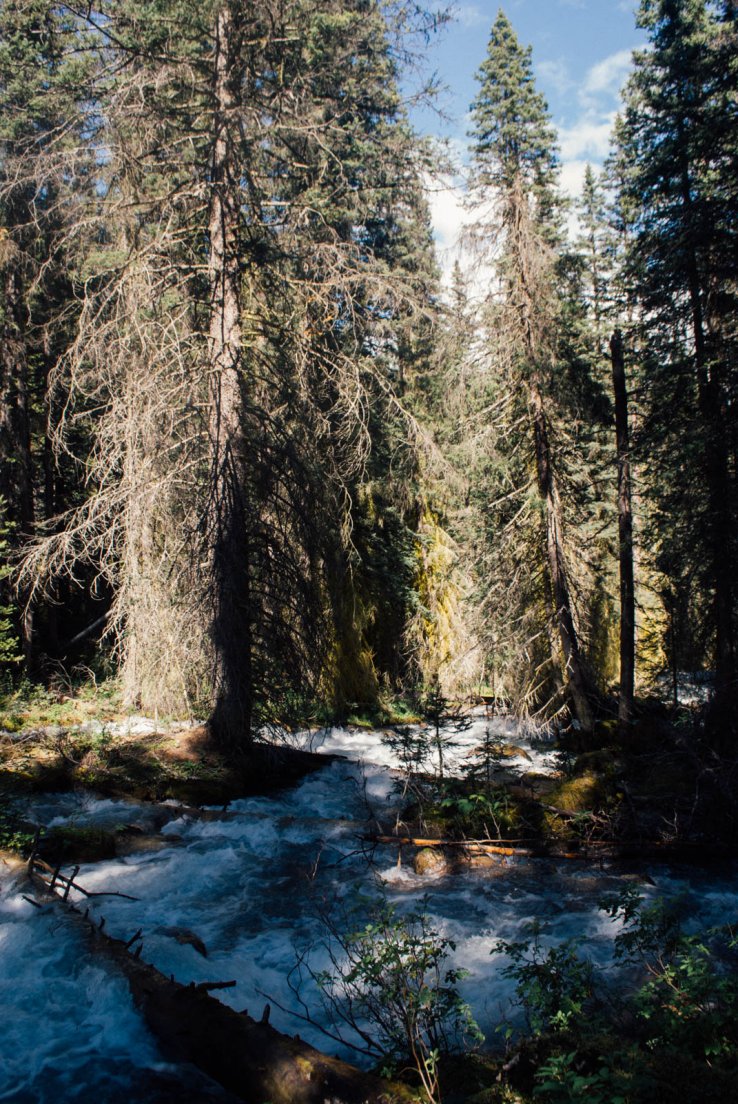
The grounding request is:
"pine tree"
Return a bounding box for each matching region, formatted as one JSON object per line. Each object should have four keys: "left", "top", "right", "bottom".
{"left": 0, "top": 1, "right": 95, "bottom": 668}
{"left": 18, "top": 0, "right": 445, "bottom": 742}
{"left": 614, "top": 0, "right": 738, "bottom": 729}
{"left": 468, "top": 10, "right": 600, "bottom": 730}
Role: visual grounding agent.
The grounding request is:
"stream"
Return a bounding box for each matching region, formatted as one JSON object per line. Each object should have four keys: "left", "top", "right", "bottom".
{"left": 2, "top": 717, "right": 737, "bottom": 1102}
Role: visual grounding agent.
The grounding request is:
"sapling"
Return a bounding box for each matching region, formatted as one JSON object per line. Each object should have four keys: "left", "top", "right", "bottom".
{"left": 282, "top": 895, "right": 483, "bottom": 1104}
{"left": 420, "top": 679, "right": 472, "bottom": 781}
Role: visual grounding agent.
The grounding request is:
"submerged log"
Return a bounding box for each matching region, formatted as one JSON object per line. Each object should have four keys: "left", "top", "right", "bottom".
{"left": 27, "top": 863, "right": 416, "bottom": 1104}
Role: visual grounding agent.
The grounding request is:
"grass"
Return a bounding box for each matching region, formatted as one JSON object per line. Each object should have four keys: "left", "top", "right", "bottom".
{"left": 0, "top": 675, "right": 124, "bottom": 732}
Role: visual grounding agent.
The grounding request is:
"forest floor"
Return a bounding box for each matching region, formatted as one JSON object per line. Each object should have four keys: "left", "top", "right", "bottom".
{"left": 0, "top": 681, "right": 333, "bottom": 862}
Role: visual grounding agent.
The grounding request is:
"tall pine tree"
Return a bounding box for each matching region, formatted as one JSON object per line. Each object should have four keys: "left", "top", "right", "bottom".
{"left": 614, "top": 0, "right": 738, "bottom": 730}
{"left": 468, "top": 10, "right": 602, "bottom": 729}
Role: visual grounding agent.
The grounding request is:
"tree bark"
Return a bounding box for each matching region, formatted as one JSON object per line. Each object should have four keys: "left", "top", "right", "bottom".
{"left": 611, "top": 330, "right": 635, "bottom": 727}
{"left": 506, "top": 177, "right": 595, "bottom": 731}
{"left": 206, "top": 2, "right": 253, "bottom": 750}
{"left": 530, "top": 377, "right": 594, "bottom": 732}
{"left": 27, "top": 864, "right": 416, "bottom": 1104}
{"left": 678, "top": 148, "right": 736, "bottom": 728}
{"left": 0, "top": 244, "right": 35, "bottom": 666}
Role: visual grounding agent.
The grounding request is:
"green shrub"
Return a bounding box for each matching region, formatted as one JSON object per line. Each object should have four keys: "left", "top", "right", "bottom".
{"left": 304, "top": 897, "right": 483, "bottom": 1103}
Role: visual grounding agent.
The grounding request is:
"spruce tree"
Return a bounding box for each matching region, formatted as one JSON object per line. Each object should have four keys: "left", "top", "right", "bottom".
{"left": 468, "top": 10, "right": 600, "bottom": 730}
{"left": 18, "top": 0, "right": 445, "bottom": 741}
{"left": 0, "top": 0, "right": 95, "bottom": 668}
{"left": 614, "top": 0, "right": 738, "bottom": 729}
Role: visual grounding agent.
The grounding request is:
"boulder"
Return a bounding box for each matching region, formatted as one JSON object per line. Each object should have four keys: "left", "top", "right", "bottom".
{"left": 413, "top": 846, "right": 449, "bottom": 877}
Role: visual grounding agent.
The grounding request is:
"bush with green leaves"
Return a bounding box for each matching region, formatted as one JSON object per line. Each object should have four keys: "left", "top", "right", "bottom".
{"left": 603, "top": 887, "right": 738, "bottom": 1065}
{"left": 533, "top": 1051, "right": 627, "bottom": 1104}
{"left": 292, "top": 897, "right": 482, "bottom": 1103}
{"left": 494, "top": 888, "right": 738, "bottom": 1104}
{"left": 439, "top": 787, "right": 517, "bottom": 839}
{"left": 494, "top": 920, "right": 595, "bottom": 1038}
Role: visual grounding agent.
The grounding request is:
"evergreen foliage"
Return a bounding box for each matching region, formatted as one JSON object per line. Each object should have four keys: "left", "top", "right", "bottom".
{"left": 1, "top": 0, "right": 736, "bottom": 737}
{"left": 466, "top": 11, "right": 606, "bottom": 728}
{"left": 613, "top": 0, "right": 738, "bottom": 730}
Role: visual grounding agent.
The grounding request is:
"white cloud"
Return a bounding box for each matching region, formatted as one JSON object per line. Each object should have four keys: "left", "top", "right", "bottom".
{"left": 581, "top": 48, "right": 633, "bottom": 103}
{"left": 558, "top": 114, "right": 615, "bottom": 161}
{"left": 536, "top": 58, "right": 574, "bottom": 98}
{"left": 559, "top": 158, "right": 590, "bottom": 200}
{"left": 426, "top": 177, "right": 468, "bottom": 281}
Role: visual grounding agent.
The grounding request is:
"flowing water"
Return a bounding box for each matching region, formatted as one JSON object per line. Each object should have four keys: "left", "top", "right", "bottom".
{"left": 1, "top": 718, "right": 736, "bottom": 1102}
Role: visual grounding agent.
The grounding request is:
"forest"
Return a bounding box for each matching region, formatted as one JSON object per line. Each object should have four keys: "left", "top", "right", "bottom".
{"left": 1, "top": 1, "right": 737, "bottom": 1103}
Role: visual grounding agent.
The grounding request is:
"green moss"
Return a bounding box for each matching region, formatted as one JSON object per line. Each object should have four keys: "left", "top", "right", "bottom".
{"left": 546, "top": 772, "right": 604, "bottom": 814}
{"left": 0, "top": 678, "right": 123, "bottom": 732}
{"left": 573, "top": 749, "right": 620, "bottom": 775}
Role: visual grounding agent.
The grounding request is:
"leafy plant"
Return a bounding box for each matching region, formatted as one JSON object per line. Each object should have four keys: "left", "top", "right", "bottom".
{"left": 289, "top": 897, "right": 483, "bottom": 1103}
{"left": 0, "top": 803, "right": 36, "bottom": 855}
{"left": 533, "top": 1051, "right": 626, "bottom": 1104}
{"left": 439, "top": 789, "right": 516, "bottom": 839}
{"left": 493, "top": 921, "right": 594, "bottom": 1037}
{"left": 602, "top": 888, "right": 738, "bottom": 1062}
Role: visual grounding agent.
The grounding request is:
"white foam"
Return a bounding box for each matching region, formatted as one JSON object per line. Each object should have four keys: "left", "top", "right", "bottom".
{"left": 4, "top": 722, "right": 737, "bottom": 1096}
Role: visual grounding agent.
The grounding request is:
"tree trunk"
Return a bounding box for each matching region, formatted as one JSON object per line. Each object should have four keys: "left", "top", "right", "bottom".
{"left": 27, "top": 863, "right": 416, "bottom": 1104}
{"left": 206, "top": 2, "right": 253, "bottom": 750}
{"left": 678, "top": 151, "right": 736, "bottom": 729}
{"left": 0, "top": 247, "right": 35, "bottom": 666}
{"left": 506, "top": 177, "right": 594, "bottom": 732}
{"left": 530, "top": 377, "right": 594, "bottom": 731}
{"left": 611, "top": 330, "right": 635, "bottom": 727}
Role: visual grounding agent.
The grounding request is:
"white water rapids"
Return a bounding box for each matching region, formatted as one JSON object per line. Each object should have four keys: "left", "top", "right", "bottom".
{"left": 1, "top": 718, "right": 737, "bottom": 1102}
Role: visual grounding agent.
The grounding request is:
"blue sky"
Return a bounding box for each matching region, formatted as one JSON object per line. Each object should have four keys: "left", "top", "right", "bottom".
{"left": 414, "top": 1, "right": 647, "bottom": 277}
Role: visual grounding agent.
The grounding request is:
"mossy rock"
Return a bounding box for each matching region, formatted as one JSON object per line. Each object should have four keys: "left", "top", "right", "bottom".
{"left": 501, "top": 744, "right": 531, "bottom": 761}
{"left": 573, "top": 748, "right": 620, "bottom": 775}
{"left": 413, "top": 847, "right": 449, "bottom": 876}
{"left": 546, "top": 771, "right": 605, "bottom": 814}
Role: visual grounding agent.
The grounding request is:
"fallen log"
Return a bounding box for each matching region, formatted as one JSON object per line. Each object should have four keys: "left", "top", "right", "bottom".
{"left": 26, "top": 861, "right": 417, "bottom": 1104}
{"left": 363, "top": 835, "right": 533, "bottom": 857}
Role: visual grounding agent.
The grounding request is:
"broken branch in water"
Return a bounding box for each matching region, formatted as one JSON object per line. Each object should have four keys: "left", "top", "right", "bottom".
{"left": 30, "top": 857, "right": 140, "bottom": 900}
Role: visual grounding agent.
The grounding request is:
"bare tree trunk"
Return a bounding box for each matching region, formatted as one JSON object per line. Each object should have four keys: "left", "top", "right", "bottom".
{"left": 611, "top": 330, "right": 635, "bottom": 727}
{"left": 0, "top": 251, "right": 35, "bottom": 666}
{"left": 206, "top": 2, "right": 252, "bottom": 749}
